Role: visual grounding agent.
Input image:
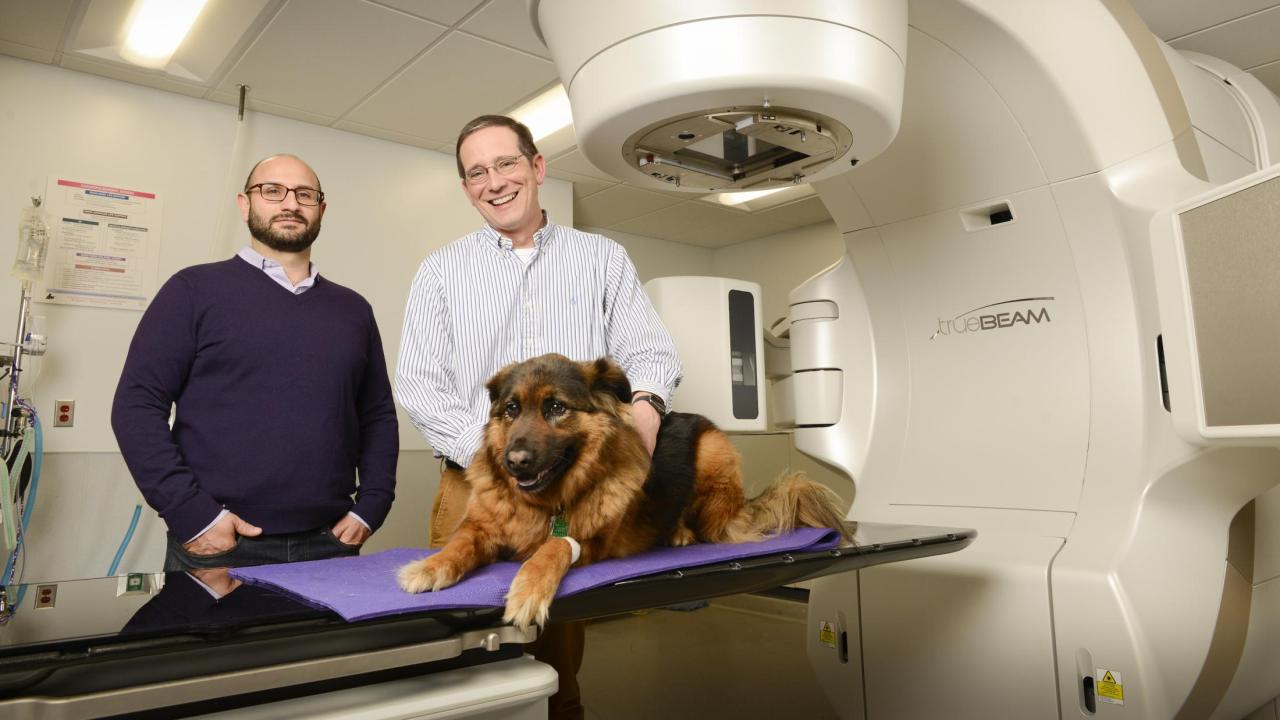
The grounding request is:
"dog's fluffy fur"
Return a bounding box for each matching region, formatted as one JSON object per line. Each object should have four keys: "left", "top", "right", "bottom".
{"left": 397, "top": 353, "right": 849, "bottom": 629}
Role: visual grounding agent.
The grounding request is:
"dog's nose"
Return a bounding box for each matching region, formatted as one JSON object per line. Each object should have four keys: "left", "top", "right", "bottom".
{"left": 506, "top": 449, "right": 534, "bottom": 475}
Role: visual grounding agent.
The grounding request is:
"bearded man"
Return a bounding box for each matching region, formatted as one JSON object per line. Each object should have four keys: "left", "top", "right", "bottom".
{"left": 112, "top": 154, "right": 398, "bottom": 571}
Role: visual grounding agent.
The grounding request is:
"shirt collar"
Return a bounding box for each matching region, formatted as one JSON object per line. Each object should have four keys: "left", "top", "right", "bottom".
{"left": 237, "top": 245, "right": 318, "bottom": 293}
{"left": 481, "top": 211, "right": 555, "bottom": 252}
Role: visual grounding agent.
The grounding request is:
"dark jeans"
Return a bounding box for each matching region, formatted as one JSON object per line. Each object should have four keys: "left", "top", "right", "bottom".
{"left": 165, "top": 527, "right": 361, "bottom": 571}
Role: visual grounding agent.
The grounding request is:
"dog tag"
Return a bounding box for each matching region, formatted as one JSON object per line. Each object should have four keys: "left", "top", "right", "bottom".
{"left": 550, "top": 514, "right": 569, "bottom": 538}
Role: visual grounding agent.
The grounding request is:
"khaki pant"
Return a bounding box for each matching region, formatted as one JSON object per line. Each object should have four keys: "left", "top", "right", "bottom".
{"left": 430, "top": 463, "right": 586, "bottom": 720}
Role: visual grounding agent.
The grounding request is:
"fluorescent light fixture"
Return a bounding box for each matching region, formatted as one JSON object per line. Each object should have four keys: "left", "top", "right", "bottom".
{"left": 511, "top": 84, "right": 573, "bottom": 141}
{"left": 714, "top": 187, "right": 790, "bottom": 207}
{"left": 703, "top": 184, "right": 816, "bottom": 212}
{"left": 121, "top": 0, "right": 208, "bottom": 69}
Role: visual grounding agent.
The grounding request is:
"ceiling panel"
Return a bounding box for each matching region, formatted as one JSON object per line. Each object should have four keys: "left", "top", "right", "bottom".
{"left": 547, "top": 148, "right": 617, "bottom": 182}
{"left": 754, "top": 196, "right": 833, "bottom": 230}
{"left": 460, "top": 0, "right": 550, "bottom": 58}
{"left": 1251, "top": 60, "right": 1280, "bottom": 96}
{"left": 375, "top": 0, "right": 486, "bottom": 26}
{"left": 0, "top": 0, "right": 73, "bottom": 54}
{"left": 573, "top": 185, "right": 685, "bottom": 227}
{"left": 1169, "top": 6, "right": 1280, "bottom": 70}
{"left": 1128, "top": 0, "right": 1280, "bottom": 40}
{"left": 345, "top": 32, "right": 555, "bottom": 142}
{"left": 216, "top": 0, "right": 445, "bottom": 117}
{"left": 545, "top": 168, "right": 616, "bottom": 199}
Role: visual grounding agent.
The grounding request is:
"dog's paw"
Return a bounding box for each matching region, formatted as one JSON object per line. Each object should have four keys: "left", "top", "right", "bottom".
{"left": 397, "top": 555, "right": 463, "bottom": 594}
{"left": 503, "top": 568, "right": 556, "bottom": 630}
{"left": 669, "top": 523, "right": 696, "bottom": 547}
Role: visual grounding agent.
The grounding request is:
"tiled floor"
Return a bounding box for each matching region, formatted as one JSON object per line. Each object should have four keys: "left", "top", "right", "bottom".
{"left": 578, "top": 594, "right": 840, "bottom": 720}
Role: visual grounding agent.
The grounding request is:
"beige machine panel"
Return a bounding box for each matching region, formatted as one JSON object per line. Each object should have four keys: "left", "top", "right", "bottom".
{"left": 1177, "top": 174, "right": 1280, "bottom": 429}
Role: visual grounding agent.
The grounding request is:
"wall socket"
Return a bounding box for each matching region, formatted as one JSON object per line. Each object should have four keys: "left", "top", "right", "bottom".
{"left": 54, "top": 400, "right": 74, "bottom": 427}
{"left": 34, "top": 584, "right": 56, "bottom": 609}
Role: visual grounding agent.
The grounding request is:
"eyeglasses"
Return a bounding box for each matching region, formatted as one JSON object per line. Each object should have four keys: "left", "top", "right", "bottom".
{"left": 464, "top": 155, "right": 527, "bottom": 185}
{"left": 246, "top": 183, "right": 325, "bottom": 206}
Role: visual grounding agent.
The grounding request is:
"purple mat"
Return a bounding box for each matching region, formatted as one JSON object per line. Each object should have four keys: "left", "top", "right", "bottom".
{"left": 230, "top": 527, "right": 841, "bottom": 622}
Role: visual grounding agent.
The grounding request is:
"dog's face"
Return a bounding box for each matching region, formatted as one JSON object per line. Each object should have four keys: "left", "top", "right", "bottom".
{"left": 484, "top": 354, "right": 632, "bottom": 495}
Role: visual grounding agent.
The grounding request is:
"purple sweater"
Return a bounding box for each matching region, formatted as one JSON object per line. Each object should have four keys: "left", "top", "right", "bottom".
{"left": 112, "top": 258, "right": 398, "bottom": 541}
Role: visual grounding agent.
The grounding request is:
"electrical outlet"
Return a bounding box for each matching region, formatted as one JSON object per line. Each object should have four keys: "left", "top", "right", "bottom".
{"left": 34, "top": 584, "right": 56, "bottom": 609}
{"left": 54, "top": 400, "right": 74, "bottom": 427}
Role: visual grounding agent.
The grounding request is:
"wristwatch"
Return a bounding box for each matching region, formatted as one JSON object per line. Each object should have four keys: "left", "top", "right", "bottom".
{"left": 632, "top": 393, "right": 667, "bottom": 416}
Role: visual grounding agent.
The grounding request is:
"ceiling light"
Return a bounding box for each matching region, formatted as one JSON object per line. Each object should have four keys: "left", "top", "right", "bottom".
{"left": 703, "top": 184, "right": 816, "bottom": 212}
{"left": 120, "top": 0, "right": 209, "bottom": 69}
{"left": 714, "top": 187, "right": 790, "bottom": 207}
{"left": 511, "top": 84, "right": 573, "bottom": 141}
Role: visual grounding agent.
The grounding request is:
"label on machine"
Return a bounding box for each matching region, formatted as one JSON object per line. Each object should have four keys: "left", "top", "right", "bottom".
{"left": 1095, "top": 668, "right": 1124, "bottom": 705}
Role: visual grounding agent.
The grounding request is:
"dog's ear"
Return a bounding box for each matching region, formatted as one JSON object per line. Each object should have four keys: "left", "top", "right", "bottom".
{"left": 582, "top": 357, "right": 632, "bottom": 413}
{"left": 486, "top": 363, "right": 515, "bottom": 410}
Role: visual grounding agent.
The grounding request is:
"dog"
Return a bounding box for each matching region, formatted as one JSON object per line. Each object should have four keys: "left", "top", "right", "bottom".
{"left": 396, "top": 353, "right": 849, "bottom": 629}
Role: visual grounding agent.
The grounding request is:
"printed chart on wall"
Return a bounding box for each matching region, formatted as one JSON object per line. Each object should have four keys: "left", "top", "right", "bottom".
{"left": 36, "top": 177, "right": 163, "bottom": 310}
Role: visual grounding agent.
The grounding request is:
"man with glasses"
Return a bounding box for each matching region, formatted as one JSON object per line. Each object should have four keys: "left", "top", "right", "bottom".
{"left": 395, "top": 116, "right": 681, "bottom": 720}
{"left": 113, "top": 154, "right": 398, "bottom": 571}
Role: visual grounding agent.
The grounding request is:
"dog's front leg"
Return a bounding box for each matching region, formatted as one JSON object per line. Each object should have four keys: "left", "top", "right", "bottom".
{"left": 397, "top": 523, "right": 495, "bottom": 594}
{"left": 504, "top": 538, "right": 574, "bottom": 630}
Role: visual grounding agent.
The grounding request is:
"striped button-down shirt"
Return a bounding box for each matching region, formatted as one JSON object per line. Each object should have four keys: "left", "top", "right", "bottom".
{"left": 395, "top": 217, "right": 682, "bottom": 467}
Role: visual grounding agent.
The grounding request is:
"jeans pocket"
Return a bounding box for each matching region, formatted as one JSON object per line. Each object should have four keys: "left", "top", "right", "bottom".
{"left": 321, "top": 528, "right": 361, "bottom": 551}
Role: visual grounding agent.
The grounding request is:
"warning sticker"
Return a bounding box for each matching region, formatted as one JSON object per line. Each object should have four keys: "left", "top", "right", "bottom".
{"left": 1096, "top": 669, "right": 1124, "bottom": 706}
{"left": 818, "top": 621, "right": 837, "bottom": 649}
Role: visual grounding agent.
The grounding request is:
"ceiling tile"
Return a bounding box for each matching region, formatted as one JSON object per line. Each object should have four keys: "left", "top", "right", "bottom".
{"left": 345, "top": 33, "right": 555, "bottom": 144}
{"left": 1168, "top": 6, "right": 1280, "bottom": 70}
{"left": 1129, "top": 0, "right": 1280, "bottom": 41}
{"left": 460, "top": 0, "right": 550, "bottom": 58}
{"left": 376, "top": 0, "right": 486, "bottom": 26}
{"left": 545, "top": 167, "right": 616, "bottom": 198}
{"left": 333, "top": 119, "right": 449, "bottom": 151}
{"left": 216, "top": 0, "right": 445, "bottom": 117}
{"left": 59, "top": 54, "right": 209, "bottom": 98}
{"left": 209, "top": 89, "right": 336, "bottom": 126}
{"left": 573, "top": 185, "right": 684, "bottom": 227}
{"left": 547, "top": 148, "right": 617, "bottom": 182}
{"left": 1250, "top": 60, "right": 1280, "bottom": 96}
{"left": 0, "top": 0, "right": 73, "bottom": 52}
{"left": 754, "top": 196, "right": 832, "bottom": 229}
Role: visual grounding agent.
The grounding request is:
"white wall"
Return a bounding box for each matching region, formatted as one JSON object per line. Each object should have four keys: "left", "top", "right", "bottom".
{"left": 0, "top": 56, "right": 573, "bottom": 579}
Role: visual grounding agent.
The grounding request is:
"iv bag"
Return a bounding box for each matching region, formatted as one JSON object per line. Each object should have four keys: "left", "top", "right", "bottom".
{"left": 13, "top": 197, "right": 49, "bottom": 283}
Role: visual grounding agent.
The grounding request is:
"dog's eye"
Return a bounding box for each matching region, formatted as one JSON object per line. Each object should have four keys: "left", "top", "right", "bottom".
{"left": 546, "top": 400, "right": 567, "bottom": 418}
{"left": 503, "top": 400, "right": 520, "bottom": 420}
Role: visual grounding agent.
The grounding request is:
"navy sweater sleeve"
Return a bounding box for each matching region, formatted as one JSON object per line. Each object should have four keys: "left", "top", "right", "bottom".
{"left": 111, "top": 274, "right": 224, "bottom": 541}
{"left": 349, "top": 311, "right": 398, "bottom": 530}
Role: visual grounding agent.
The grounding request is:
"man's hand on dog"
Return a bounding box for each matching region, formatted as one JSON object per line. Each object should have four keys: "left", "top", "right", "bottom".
{"left": 629, "top": 393, "right": 661, "bottom": 456}
{"left": 183, "top": 511, "right": 262, "bottom": 556}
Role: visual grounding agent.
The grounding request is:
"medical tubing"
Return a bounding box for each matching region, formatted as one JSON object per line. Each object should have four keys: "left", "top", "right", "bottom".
{"left": 1, "top": 430, "right": 32, "bottom": 583}
{"left": 2, "top": 409, "right": 43, "bottom": 595}
{"left": 108, "top": 504, "right": 143, "bottom": 577}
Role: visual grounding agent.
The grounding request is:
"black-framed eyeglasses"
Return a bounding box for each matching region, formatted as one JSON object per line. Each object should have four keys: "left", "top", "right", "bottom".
{"left": 464, "top": 155, "right": 527, "bottom": 185}
{"left": 246, "top": 183, "right": 325, "bottom": 206}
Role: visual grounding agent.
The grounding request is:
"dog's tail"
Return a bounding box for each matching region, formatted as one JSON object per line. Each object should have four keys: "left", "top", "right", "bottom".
{"left": 718, "top": 471, "right": 851, "bottom": 543}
